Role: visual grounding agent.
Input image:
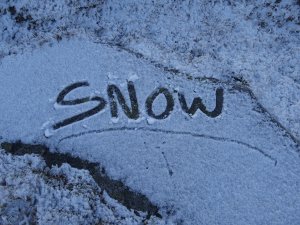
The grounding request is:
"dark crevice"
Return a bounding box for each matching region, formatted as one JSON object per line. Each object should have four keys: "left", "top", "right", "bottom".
{"left": 0, "top": 141, "right": 162, "bottom": 219}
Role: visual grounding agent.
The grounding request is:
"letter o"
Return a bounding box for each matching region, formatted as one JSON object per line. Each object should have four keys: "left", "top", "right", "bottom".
{"left": 146, "top": 87, "right": 174, "bottom": 120}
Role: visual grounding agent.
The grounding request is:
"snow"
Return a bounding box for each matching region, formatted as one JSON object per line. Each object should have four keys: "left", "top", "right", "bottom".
{"left": 1, "top": 1, "right": 299, "bottom": 138}
{"left": 128, "top": 73, "right": 139, "bottom": 82}
{"left": 0, "top": 0, "right": 300, "bottom": 224}
{"left": 1, "top": 38, "right": 299, "bottom": 224}
{"left": 0, "top": 149, "right": 164, "bottom": 225}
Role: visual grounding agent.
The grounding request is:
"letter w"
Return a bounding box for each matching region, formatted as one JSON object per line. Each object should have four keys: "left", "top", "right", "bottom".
{"left": 178, "top": 87, "right": 224, "bottom": 118}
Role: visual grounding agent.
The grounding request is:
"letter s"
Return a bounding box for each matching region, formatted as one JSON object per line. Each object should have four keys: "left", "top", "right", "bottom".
{"left": 52, "top": 81, "right": 106, "bottom": 130}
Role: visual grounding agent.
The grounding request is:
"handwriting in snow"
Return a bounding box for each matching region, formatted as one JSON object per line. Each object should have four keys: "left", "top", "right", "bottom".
{"left": 52, "top": 81, "right": 224, "bottom": 130}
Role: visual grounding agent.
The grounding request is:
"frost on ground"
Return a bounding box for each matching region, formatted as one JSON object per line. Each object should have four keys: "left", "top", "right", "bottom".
{"left": 0, "top": 148, "right": 165, "bottom": 225}
{"left": 0, "top": 1, "right": 300, "bottom": 224}
{"left": 0, "top": 39, "right": 299, "bottom": 225}
{"left": 0, "top": 0, "right": 299, "bottom": 140}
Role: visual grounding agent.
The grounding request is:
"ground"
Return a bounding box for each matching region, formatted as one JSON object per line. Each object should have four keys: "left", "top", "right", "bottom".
{"left": 0, "top": 1, "right": 299, "bottom": 224}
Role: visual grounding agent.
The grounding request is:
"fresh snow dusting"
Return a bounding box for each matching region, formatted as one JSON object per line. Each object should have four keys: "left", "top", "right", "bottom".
{"left": 1, "top": 0, "right": 299, "bottom": 140}
{"left": 1, "top": 38, "right": 299, "bottom": 225}
{"left": 0, "top": 1, "right": 300, "bottom": 225}
{"left": 0, "top": 149, "right": 164, "bottom": 225}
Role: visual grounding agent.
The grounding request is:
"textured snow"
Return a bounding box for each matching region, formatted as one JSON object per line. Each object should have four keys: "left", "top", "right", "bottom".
{"left": 0, "top": 39, "right": 299, "bottom": 224}
{"left": 0, "top": 0, "right": 300, "bottom": 224}
{"left": 0, "top": 149, "right": 164, "bottom": 225}
{"left": 1, "top": 0, "right": 299, "bottom": 140}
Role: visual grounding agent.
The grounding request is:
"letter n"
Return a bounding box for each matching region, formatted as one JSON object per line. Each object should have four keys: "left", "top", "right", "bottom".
{"left": 107, "top": 81, "right": 139, "bottom": 119}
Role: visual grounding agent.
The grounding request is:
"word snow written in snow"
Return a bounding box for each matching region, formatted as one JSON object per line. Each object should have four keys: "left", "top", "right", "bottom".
{"left": 50, "top": 81, "right": 224, "bottom": 131}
